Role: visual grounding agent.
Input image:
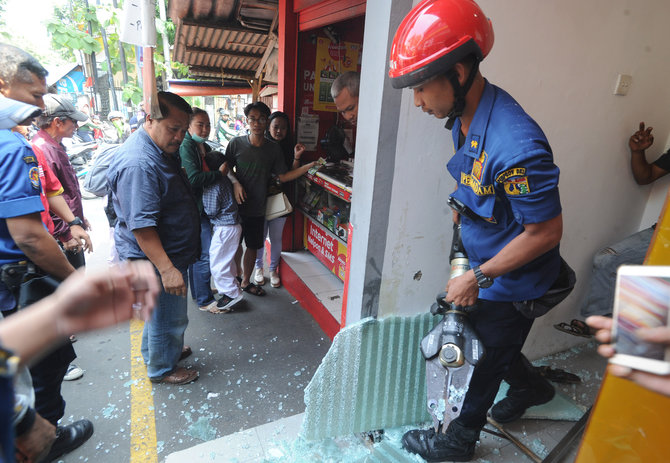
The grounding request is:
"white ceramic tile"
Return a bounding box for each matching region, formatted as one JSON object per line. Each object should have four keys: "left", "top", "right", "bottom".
{"left": 305, "top": 272, "right": 343, "bottom": 294}
{"left": 317, "top": 289, "right": 344, "bottom": 323}
{"left": 284, "top": 254, "right": 334, "bottom": 278}
{"left": 165, "top": 428, "right": 263, "bottom": 462}
{"left": 255, "top": 413, "right": 305, "bottom": 457}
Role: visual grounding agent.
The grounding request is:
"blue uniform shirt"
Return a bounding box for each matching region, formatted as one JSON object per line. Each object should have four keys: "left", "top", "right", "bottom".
{"left": 107, "top": 127, "right": 200, "bottom": 272}
{"left": 447, "top": 80, "right": 562, "bottom": 302}
{"left": 0, "top": 130, "right": 43, "bottom": 266}
{"left": 0, "top": 130, "right": 44, "bottom": 310}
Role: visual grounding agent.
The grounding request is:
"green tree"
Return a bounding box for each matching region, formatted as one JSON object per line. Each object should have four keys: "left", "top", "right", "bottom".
{"left": 46, "top": 0, "right": 186, "bottom": 105}
{"left": 0, "top": 0, "right": 10, "bottom": 41}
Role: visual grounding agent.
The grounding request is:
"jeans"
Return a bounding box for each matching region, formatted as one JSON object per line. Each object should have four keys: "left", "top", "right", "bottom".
{"left": 579, "top": 227, "right": 653, "bottom": 318}
{"left": 141, "top": 269, "right": 189, "bottom": 379}
{"left": 188, "top": 214, "right": 215, "bottom": 307}
{"left": 255, "top": 216, "right": 287, "bottom": 270}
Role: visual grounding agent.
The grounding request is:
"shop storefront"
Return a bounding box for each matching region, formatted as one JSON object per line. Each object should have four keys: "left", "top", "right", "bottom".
{"left": 276, "top": 1, "right": 366, "bottom": 339}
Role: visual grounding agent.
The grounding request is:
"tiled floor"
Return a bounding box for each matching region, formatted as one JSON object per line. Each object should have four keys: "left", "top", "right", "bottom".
{"left": 281, "top": 250, "right": 344, "bottom": 324}
{"left": 167, "top": 249, "right": 607, "bottom": 462}
{"left": 166, "top": 337, "right": 607, "bottom": 463}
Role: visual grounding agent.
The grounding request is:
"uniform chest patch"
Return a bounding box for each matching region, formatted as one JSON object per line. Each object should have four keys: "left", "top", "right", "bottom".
{"left": 460, "top": 172, "right": 494, "bottom": 196}
{"left": 29, "top": 166, "right": 40, "bottom": 190}
{"left": 471, "top": 151, "right": 487, "bottom": 181}
{"left": 504, "top": 177, "right": 531, "bottom": 195}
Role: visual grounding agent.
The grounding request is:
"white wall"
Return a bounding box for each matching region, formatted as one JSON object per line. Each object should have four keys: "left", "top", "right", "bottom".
{"left": 376, "top": 0, "right": 670, "bottom": 357}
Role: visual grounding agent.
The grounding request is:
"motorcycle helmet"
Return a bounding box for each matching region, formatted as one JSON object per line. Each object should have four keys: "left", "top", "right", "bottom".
{"left": 108, "top": 110, "right": 124, "bottom": 121}
{"left": 389, "top": 0, "right": 494, "bottom": 128}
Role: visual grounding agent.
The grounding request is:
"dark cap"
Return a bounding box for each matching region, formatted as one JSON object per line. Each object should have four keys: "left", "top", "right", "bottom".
{"left": 42, "top": 94, "right": 88, "bottom": 122}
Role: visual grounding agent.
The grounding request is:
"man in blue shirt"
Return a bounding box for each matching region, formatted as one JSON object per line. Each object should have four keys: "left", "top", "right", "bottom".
{"left": 108, "top": 91, "right": 200, "bottom": 385}
{"left": 0, "top": 43, "right": 95, "bottom": 462}
{"left": 389, "top": 2, "right": 567, "bottom": 461}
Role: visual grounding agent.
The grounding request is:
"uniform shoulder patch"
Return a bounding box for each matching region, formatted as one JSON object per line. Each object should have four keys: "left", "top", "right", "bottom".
{"left": 504, "top": 176, "right": 531, "bottom": 195}
{"left": 29, "top": 166, "right": 40, "bottom": 190}
{"left": 496, "top": 167, "right": 526, "bottom": 183}
{"left": 23, "top": 155, "right": 37, "bottom": 165}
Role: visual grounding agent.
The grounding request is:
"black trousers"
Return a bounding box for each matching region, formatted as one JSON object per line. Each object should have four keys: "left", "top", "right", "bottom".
{"left": 456, "top": 299, "right": 536, "bottom": 429}
{"left": 10, "top": 264, "right": 76, "bottom": 426}
{"left": 29, "top": 346, "right": 75, "bottom": 425}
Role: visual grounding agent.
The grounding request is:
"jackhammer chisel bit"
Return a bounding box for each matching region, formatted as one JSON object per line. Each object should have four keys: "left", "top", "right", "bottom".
{"left": 421, "top": 294, "right": 484, "bottom": 432}
{"left": 420, "top": 223, "right": 485, "bottom": 433}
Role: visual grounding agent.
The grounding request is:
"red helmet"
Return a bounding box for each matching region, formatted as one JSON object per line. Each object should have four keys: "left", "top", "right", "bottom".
{"left": 389, "top": 0, "right": 494, "bottom": 89}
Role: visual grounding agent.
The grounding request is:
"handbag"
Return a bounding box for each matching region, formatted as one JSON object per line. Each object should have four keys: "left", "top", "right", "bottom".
{"left": 265, "top": 192, "right": 293, "bottom": 220}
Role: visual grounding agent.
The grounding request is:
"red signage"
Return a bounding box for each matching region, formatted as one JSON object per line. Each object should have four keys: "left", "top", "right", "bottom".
{"left": 304, "top": 217, "right": 347, "bottom": 281}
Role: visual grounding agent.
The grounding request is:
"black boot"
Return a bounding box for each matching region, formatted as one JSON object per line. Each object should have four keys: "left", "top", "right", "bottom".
{"left": 402, "top": 419, "right": 481, "bottom": 462}
{"left": 490, "top": 370, "right": 555, "bottom": 423}
{"left": 45, "top": 419, "right": 94, "bottom": 462}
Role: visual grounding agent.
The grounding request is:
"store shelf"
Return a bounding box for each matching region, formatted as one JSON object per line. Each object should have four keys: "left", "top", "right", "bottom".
{"left": 299, "top": 207, "right": 347, "bottom": 245}
{"left": 305, "top": 164, "right": 353, "bottom": 202}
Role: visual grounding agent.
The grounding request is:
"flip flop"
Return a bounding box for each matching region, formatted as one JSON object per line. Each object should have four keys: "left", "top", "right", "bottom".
{"left": 553, "top": 319, "right": 592, "bottom": 338}
{"left": 535, "top": 365, "right": 581, "bottom": 384}
{"left": 242, "top": 283, "right": 266, "bottom": 296}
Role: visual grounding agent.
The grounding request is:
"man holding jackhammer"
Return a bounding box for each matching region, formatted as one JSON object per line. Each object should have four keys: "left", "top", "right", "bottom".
{"left": 389, "top": 1, "right": 574, "bottom": 461}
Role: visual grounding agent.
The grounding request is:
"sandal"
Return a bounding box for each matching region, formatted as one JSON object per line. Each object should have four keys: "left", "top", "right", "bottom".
{"left": 553, "top": 319, "right": 592, "bottom": 338}
{"left": 534, "top": 366, "right": 581, "bottom": 384}
{"left": 242, "top": 283, "right": 266, "bottom": 296}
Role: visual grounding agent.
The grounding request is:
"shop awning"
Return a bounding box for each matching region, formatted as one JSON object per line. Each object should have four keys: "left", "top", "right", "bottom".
{"left": 167, "top": 79, "right": 253, "bottom": 97}
{"left": 169, "top": 0, "right": 278, "bottom": 84}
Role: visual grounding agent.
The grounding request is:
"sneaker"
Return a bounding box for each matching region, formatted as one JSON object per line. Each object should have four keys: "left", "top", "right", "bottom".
{"left": 490, "top": 377, "right": 555, "bottom": 423}
{"left": 63, "top": 364, "right": 84, "bottom": 381}
{"left": 402, "top": 420, "right": 480, "bottom": 462}
{"left": 253, "top": 267, "right": 265, "bottom": 286}
{"left": 270, "top": 269, "right": 281, "bottom": 288}
{"left": 45, "top": 419, "right": 94, "bottom": 461}
{"left": 214, "top": 294, "right": 244, "bottom": 313}
{"left": 198, "top": 300, "right": 218, "bottom": 312}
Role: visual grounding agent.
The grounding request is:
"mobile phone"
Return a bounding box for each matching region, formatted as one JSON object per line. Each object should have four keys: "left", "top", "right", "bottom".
{"left": 610, "top": 265, "right": 670, "bottom": 375}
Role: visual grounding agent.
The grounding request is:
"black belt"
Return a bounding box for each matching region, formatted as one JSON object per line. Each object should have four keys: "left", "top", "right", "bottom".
{"left": 0, "top": 260, "right": 45, "bottom": 291}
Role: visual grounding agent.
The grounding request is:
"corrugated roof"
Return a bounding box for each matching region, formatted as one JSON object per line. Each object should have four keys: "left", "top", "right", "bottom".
{"left": 170, "top": 0, "right": 278, "bottom": 84}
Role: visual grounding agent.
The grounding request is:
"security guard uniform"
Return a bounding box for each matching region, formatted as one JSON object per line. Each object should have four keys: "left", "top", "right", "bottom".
{"left": 446, "top": 80, "right": 562, "bottom": 428}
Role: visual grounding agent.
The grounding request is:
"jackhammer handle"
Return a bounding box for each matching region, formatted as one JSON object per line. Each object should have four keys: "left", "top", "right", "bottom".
{"left": 431, "top": 292, "right": 476, "bottom": 315}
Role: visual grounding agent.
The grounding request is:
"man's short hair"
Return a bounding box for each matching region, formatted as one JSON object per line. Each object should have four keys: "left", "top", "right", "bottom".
{"left": 331, "top": 71, "right": 360, "bottom": 99}
{"left": 156, "top": 91, "right": 192, "bottom": 119}
{"left": 243, "top": 101, "right": 271, "bottom": 118}
{"left": 0, "top": 43, "right": 48, "bottom": 85}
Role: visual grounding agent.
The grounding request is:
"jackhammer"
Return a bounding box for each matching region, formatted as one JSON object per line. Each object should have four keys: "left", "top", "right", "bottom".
{"left": 420, "top": 223, "right": 485, "bottom": 433}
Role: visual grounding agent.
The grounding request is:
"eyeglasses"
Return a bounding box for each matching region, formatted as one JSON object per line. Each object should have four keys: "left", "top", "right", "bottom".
{"left": 247, "top": 117, "right": 267, "bottom": 125}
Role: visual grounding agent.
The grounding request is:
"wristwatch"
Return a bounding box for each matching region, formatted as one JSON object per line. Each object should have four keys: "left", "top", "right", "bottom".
{"left": 68, "top": 217, "right": 84, "bottom": 228}
{"left": 472, "top": 265, "right": 494, "bottom": 288}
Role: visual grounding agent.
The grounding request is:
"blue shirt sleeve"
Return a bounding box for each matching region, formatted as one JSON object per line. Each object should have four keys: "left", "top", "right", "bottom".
{"left": 0, "top": 133, "right": 43, "bottom": 219}
{"left": 494, "top": 147, "right": 561, "bottom": 225}
{"left": 115, "top": 164, "right": 161, "bottom": 230}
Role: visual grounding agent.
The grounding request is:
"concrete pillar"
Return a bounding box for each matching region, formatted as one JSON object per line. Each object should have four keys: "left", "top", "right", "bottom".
{"left": 344, "top": 0, "right": 413, "bottom": 324}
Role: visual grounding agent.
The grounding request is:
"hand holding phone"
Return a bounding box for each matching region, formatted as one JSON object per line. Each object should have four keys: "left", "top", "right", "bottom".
{"left": 610, "top": 265, "right": 670, "bottom": 375}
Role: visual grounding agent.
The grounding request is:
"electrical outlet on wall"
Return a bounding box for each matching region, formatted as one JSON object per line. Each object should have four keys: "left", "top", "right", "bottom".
{"left": 613, "top": 74, "right": 633, "bottom": 96}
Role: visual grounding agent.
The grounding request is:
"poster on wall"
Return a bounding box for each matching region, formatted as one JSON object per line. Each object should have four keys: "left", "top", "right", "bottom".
{"left": 297, "top": 114, "right": 320, "bottom": 151}
{"left": 313, "top": 38, "right": 360, "bottom": 112}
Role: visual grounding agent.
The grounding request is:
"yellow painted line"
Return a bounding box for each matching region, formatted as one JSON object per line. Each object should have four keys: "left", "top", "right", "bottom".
{"left": 130, "top": 318, "right": 158, "bottom": 462}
